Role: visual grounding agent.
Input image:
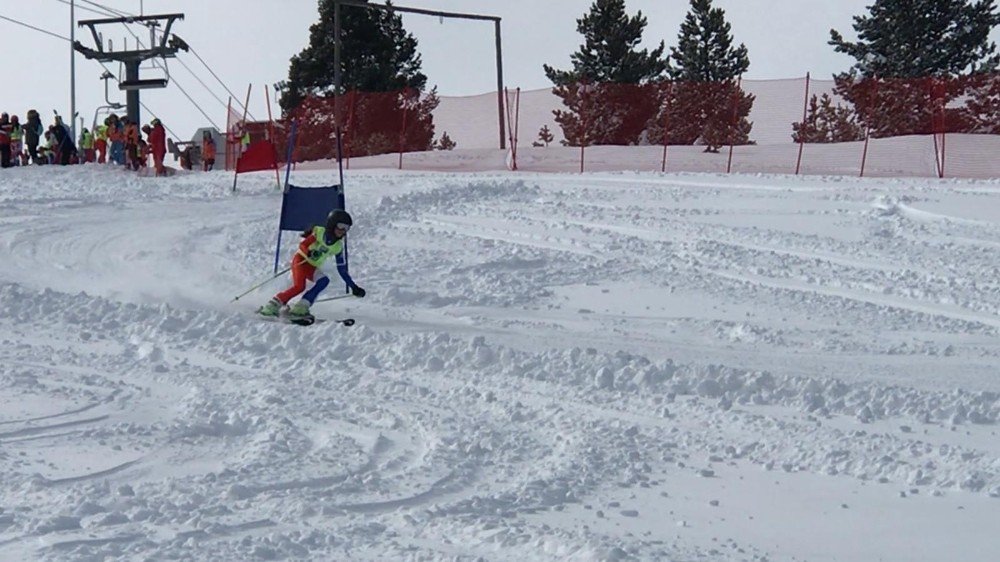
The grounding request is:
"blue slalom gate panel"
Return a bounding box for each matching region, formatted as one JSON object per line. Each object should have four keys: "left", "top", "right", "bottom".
{"left": 279, "top": 184, "right": 345, "bottom": 232}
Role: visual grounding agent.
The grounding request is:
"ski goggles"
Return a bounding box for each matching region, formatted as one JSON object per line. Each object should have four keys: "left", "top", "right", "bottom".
{"left": 333, "top": 223, "right": 351, "bottom": 232}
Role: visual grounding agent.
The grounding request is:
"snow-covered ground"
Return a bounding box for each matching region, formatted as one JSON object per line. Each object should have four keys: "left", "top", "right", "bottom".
{"left": 0, "top": 158, "right": 998, "bottom": 561}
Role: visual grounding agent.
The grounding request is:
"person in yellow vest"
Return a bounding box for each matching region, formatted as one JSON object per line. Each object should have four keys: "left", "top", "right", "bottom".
{"left": 79, "top": 128, "right": 95, "bottom": 163}
{"left": 240, "top": 129, "right": 250, "bottom": 154}
{"left": 95, "top": 123, "right": 108, "bottom": 164}
{"left": 258, "top": 209, "right": 366, "bottom": 323}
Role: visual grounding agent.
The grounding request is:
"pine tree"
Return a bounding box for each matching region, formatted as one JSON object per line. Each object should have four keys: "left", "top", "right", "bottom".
{"left": 434, "top": 131, "right": 456, "bottom": 150}
{"left": 792, "top": 93, "right": 865, "bottom": 143}
{"left": 963, "top": 74, "right": 1000, "bottom": 133}
{"left": 648, "top": 0, "right": 754, "bottom": 152}
{"left": 542, "top": 0, "right": 668, "bottom": 146}
{"left": 829, "top": 0, "right": 1000, "bottom": 137}
{"left": 278, "top": 0, "right": 439, "bottom": 157}
{"left": 537, "top": 125, "right": 554, "bottom": 147}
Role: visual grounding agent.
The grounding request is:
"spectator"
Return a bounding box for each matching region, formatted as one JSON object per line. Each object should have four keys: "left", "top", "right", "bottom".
{"left": 137, "top": 139, "right": 149, "bottom": 170}
{"left": 24, "top": 110, "right": 44, "bottom": 164}
{"left": 202, "top": 130, "right": 216, "bottom": 171}
{"left": 95, "top": 121, "right": 108, "bottom": 164}
{"left": 79, "top": 128, "right": 95, "bottom": 163}
{"left": 123, "top": 117, "right": 140, "bottom": 170}
{"left": 9, "top": 115, "right": 22, "bottom": 166}
{"left": 149, "top": 119, "right": 166, "bottom": 176}
{"left": 0, "top": 113, "right": 10, "bottom": 168}
{"left": 179, "top": 145, "right": 193, "bottom": 170}
{"left": 107, "top": 114, "right": 125, "bottom": 165}
{"left": 52, "top": 116, "right": 76, "bottom": 165}
{"left": 42, "top": 130, "right": 56, "bottom": 164}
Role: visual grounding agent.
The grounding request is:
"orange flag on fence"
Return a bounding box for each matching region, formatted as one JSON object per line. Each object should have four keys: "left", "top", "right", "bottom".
{"left": 235, "top": 140, "right": 278, "bottom": 174}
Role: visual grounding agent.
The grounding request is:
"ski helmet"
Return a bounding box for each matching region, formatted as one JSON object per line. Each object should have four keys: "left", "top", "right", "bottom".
{"left": 326, "top": 209, "right": 353, "bottom": 233}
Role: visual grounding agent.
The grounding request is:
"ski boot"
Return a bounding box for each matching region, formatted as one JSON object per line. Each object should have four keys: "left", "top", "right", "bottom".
{"left": 257, "top": 297, "right": 282, "bottom": 317}
{"left": 286, "top": 300, "right": 315, "bottom": 325}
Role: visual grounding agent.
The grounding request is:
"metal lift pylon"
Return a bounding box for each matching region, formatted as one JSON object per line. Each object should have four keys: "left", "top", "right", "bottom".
{"left": 74, "top": 13, "right": 187, "bottom": 126}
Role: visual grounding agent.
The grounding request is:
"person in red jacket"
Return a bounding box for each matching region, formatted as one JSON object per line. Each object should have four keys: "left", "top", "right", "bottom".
{"left": 149, "top": 118, "right": 167, "bottom": 176}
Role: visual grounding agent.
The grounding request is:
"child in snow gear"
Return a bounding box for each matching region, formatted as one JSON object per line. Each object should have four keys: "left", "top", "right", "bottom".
{"left": 259, "top": 209, "right": 366, "bottom": 319}
{"left": 9, "top": 116, "right": 22, "bottom": 166}
{"left": 0, "top": 114, "right": 10, "bottom": 168}
{"left": 149, "top": 119, "right": 167, "bottom": 176}
{"left": 201, "top": 130, "right": 216, "bottom": 171}
{"left": 25, "top": 110, "right": 43, "bottom": 164}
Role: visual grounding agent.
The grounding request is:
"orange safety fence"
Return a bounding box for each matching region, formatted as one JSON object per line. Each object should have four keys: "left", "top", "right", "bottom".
{"left": 230, "top": 74, "right": 1000, "bottom": 179}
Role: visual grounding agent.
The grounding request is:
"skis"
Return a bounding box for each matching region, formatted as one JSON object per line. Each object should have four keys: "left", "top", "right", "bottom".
{"left": 256, "top": 311, "right": 355, "bottom": 327}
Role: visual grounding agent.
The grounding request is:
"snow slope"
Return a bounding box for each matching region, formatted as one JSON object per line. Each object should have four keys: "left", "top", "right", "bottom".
{"left": 0, "top": 160, "right": 998, "bottom": 561}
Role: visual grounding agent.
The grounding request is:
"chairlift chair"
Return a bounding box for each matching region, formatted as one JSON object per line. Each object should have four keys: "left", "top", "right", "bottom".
{"left": 118, "top": 57, "right": 169, "bottom": 90}
{"left": 92, "top": 105, "right": 125, "bottom": 131}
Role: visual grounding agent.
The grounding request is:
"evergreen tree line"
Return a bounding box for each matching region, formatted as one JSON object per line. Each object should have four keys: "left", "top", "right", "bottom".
{"left": 278, "top": 0, "right": 1000, "bottom": 159}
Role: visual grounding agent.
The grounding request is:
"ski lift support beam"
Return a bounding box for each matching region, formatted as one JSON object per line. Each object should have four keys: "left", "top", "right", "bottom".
{"left": 332, "top": 1, "right": 506, "bottom": 149}
{"left": 74, "top": 13, "right": 186, "bottom": 125}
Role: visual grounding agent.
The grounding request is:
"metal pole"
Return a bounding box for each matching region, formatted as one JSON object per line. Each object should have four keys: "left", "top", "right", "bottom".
{"left": 795, "top": 72, "right": 810, "bottom": 175}
{"left": 125, "top": 61, "right": 141, "bottom": 125}
{"left": 334, "top": 1, "right": 341, "bottom": 98}
{"left": 334, "top": 0, "right": 345, "bottom": 188}
{"left": 70, "top": 0, "right": 77, "bottom": 141}
{"left": 334, "top": 0, "right": 503, "bottom": 149}
{"left": 495, "top": 19, "right": 506, "bottom": 150}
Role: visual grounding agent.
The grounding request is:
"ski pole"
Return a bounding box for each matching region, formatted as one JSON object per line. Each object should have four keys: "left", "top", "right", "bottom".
{"left": 231, "top": 267, "right": 290, "bottom": 302}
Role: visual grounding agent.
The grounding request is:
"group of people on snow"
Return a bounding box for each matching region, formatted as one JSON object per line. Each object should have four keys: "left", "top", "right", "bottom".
{"left": 88, "top": 113, "right": 170, "bottom": 175}
{"left": 0, "top": 109, "right": 219, "bottom": 176}
{"left": 0, "top": 110, "right": 76, "bottom": 168}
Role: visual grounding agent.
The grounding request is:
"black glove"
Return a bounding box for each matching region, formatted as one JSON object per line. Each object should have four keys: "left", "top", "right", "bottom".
{"left": 307, "top": 249, "right": 323, "bottom": 260}
{"left": 351, "top": 285, "right": 366, "bottom": 298}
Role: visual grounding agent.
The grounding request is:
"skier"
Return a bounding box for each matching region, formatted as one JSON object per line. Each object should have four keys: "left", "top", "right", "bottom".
{"left": 258, "top": 208, "right": 366, "bottom": 321}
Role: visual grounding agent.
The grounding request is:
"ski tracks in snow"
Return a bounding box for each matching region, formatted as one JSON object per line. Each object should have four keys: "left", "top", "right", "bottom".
{"left": 0, "top": 168, "right": 998, "bottom": 559}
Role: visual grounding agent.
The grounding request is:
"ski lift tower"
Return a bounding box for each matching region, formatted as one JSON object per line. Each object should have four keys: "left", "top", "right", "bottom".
{"left": 73, "top": 13, "right": 187, "bottom": 125}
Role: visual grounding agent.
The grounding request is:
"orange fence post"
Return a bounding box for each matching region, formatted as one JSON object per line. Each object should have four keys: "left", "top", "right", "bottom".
{"left": 264, "top": 85, "right": 281, "bottom": 189}
{"left": 726, "top": 76, "right": 742, "bottom": 174}
{"left": 795, "top": 73, "right": 810, "bottom": 175}
{"left": 399, "top": 88, "right": 410, "bottom": 170}
{"left": 580, "top": 82, "right": 588, "bottom": 174}
{"left": 504, "top": 87, "right": 521, "bottom": 171}
{"left": 661, "top": 81, "right": 672, "bottom": 173}
{"left": 930, "top": 78, "right": 947, "bottom": 179}
{"left": 859, "top": 77, "right": 879, "bottom": 178}
{"left": 344, "top": 90, "right": 357, "bottom": 170}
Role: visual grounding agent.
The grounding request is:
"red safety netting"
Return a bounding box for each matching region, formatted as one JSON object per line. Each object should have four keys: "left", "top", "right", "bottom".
{"left": 276, "top": 74, "right": 1000, "bottom": 179}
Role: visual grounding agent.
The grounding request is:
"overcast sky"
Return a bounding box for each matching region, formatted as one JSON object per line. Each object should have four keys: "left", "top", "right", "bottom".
{"left": 4, "top": 0, "right": 998, "bottom": 141}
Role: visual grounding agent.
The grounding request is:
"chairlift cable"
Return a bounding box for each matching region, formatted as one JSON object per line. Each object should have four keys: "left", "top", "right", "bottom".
{"left": 187, "top": 46, "right": 257, "bottom": 120}
{"left": 0, "top": 14, "right": 71, "bottom": 41}
{"left": 3, "top": 9, "right": 189, "bottom": 139}
{"left": 159, "top": 76, "right": 222, "bottom": 130}
{"left": 53, "top": 0, "right": 117, "bottom": 19}
{"left": 78, "top": 8, "right": 223, "bottom": 131}
{"left": 77, "top": 0, "right": 131, "bottom": 19}
{"left": 137, "top": 101, "right": 180, "bottom": 138}
{"left": 162, "top": 53, "right": 230, "bottom": 111}
{"left": 75, "top": 0, "right": 252, "bottom": 119}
